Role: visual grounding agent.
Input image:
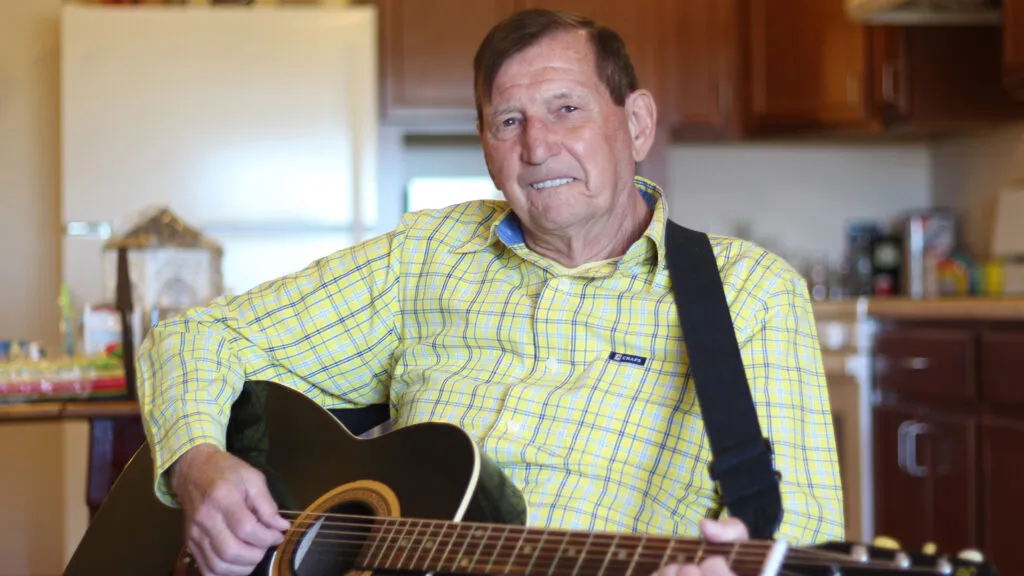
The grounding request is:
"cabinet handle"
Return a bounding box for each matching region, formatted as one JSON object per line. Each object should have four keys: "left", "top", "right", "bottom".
{"left": 897, "top": 420, "right": 930, "bottom": 477}
{"left": 900, "top": 356, "right": 929, "bottom": 370}
{"left": 882, "top": 60, "right": 900, "bottom": 105}
{"left": 717, "top": 83, "right": 732, "bottom": 116}
{"left": 847, "top": 73, "right": 860, "bottom": 107}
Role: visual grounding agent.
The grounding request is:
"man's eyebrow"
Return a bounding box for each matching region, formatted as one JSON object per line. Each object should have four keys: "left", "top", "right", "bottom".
{"left": 489, "top": 105, "right": 517, "bottom": 120}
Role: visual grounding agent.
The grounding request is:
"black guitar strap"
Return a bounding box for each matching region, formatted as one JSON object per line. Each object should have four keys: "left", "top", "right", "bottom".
{"left": 664, "top": 219, "right": 784, "bottom": 540}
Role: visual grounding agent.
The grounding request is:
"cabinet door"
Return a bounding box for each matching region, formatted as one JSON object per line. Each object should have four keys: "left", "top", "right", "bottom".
{"left": 514, "top": 1, "right": 666, "bottom": 112}
{"left": 880, "top": 26, "right": 1024, "bottom": 128}
{"left": 980, "top": 416, "right": 1024, "bottom": 575}
{"left": 746, "top": 0, "right": 869, "bottom": 132}
{"left": 1006, "top": 0, "right": 1024, "bottom": 99}
{"left": 378, "top": 0, "right": 516, "bottom": 126}
{"left": 874, "top": 404, "right": 978, "bottom": 554}
{"left": 663, "top": 0, "right": 740, "bottom": 138}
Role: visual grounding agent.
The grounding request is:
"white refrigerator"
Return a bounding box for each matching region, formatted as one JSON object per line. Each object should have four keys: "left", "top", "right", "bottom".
{"left": 59, "top": 2, "right": 380, "bottom": 312}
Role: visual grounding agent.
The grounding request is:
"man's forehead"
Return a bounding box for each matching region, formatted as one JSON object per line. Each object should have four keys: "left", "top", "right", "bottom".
{"left": 495, "top": 29, "right": 593, "bottom": 79}
{"left": 484, "top": 31, "right": 599, "bottom": 108}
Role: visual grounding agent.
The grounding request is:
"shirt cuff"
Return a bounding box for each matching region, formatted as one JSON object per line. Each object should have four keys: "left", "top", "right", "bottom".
{"left": 150, "top": 411, "right": 227, "bottom": 507}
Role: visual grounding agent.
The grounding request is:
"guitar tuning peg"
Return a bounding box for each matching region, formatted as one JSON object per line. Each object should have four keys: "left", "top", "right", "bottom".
{"left": 871, "top": 535, "right": 901, "bottom": 550}
{"left": 922, "top": 542, "right": 937, "bottom": 555}
{"left": 957, "top": 549, "right": 985, "bottom": 563}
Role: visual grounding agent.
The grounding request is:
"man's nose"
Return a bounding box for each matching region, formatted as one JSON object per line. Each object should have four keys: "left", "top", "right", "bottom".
{"left": 520, "top": 118, "right": 559, "bottom": 165}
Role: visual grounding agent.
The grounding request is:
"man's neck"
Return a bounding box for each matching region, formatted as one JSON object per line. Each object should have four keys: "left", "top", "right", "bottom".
{"left": 523, "top": 187, "right": 653, "bottom": 269}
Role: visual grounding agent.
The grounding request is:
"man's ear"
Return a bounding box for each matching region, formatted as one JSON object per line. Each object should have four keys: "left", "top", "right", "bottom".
{"left": 624, "top": 89, "right": 657, "bottom": 163}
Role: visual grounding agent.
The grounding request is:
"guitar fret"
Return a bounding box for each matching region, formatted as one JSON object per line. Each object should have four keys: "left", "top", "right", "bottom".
{"left": 548, "top": 531, "right": 573, "bottom": 576}
{"left": 451, "top": 523, "right": 476, "bottom": 571}
{"left": 694, "top": 541, "right": 706, "bottom": 565}
{"left": 659, "top": 539, "right": 674, "bottom": 570}
{"left": 409, "top": 521, "right": 436, "bottom": 570}
{"left": 624, "top": 536, "right": 647, "bottom": 576}
{"left": 727, "top": 542, "right": 739, "bottom": 568}
{"left": 504, "top": 527, "right": 529, "bottom": 574}
{"left": 597, "top": 534, "right": 619, "bottom": 576}
{"left": 525, "top": 530, "right": 548, "bottom": 575}
{"left": 361, "top": 519, "right": 384, "bottom": 566}
{"left": 418, "top": 523, "right": 444, "bottom": 572}
{"left": 387, "top": 519, "right": 414, "bottom": 569}
{"left": 373, "top": 520, "right": 401, "bottom": 567}
{"left": 468, "top": 525, "right": 492, "bottom": 572}
{"left": 487, "top": 525, "right": 510, "bottom": 572}
{"left": 569, "top": 531, "right": 594, "bottom": 576}
{"left": 436, "top": 523, "right": 459, "bottom": 572}
{"left": 396, "top": 520, "right": 421, "bottom": 570}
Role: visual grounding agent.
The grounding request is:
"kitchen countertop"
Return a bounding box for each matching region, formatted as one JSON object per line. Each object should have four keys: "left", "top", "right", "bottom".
{"left": 813, "top": 296, "right": 1024, "bottom": 321}
{"left": 0, "top": 399, "right": 138, "bottom": 422}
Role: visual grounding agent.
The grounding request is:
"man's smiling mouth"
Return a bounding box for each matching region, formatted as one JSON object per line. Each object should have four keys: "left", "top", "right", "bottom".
{"left": 531, "top": 177, "right": 575, "bottom": 190}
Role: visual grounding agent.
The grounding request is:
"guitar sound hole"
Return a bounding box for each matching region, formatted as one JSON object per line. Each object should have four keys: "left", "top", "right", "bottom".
{"left": 291, "top": 500, "right": 375, "bottom": 576}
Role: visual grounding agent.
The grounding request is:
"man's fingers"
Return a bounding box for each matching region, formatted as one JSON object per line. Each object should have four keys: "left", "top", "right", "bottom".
{"left": 650, "top": 564, "right": 702, "bottom": 576}
{"left": 699, "top": 517, "right": 749, "bottom": 543}
{"left": 189, "top": 531, "right": 254, "bottom": 576}
{"left": 207, "top": 512, "right": 271, "bottom": 569}
{"left": 223, "top": 495, "right": 286, "bottom": 549}
{"left": 242, "top": 473, "right": 291, "bottom": 533}
{"left": 698, "top": 556, "right": 736, "bottom": 576}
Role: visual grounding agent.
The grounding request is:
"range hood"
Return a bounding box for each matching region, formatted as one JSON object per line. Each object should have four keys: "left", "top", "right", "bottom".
{"left": 844, "top": 0, "right": 1002, "bottom": 25}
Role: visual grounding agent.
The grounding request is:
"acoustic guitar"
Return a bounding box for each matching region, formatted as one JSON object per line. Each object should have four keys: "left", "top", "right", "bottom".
{"left": 63, "top": 380, "right": 997, "bottom": 576}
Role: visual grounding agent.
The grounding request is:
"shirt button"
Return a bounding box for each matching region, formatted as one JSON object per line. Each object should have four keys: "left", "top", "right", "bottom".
{"left": 506, "top": 419, "right": 523, "bottom": 433}
{"left": 545, "top": 357, "right": 559, "bottom": 372}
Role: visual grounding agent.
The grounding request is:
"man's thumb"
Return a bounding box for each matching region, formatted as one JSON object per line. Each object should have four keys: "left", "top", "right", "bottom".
{"left": 700, "top": 517, "right": 749, "bottom": 543}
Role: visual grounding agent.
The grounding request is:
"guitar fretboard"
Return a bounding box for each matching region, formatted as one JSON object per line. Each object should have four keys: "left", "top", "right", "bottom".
{"left": 356, "top": 518, "right": 774, "bottom": 576}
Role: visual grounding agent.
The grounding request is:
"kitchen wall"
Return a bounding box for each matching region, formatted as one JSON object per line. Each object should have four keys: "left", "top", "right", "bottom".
{"left": 0, "top": 0, "right": 75, "bottom": 575}
{"left": 402, "top": 138, "right": 934, "bottom": 268}
{"left": 931, "top": 122, "right": 1024, "bottom": 259}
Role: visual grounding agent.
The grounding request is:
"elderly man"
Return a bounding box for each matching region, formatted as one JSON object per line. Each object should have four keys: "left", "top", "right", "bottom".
{"left": 137, "top": 8, "right": 844, "bottom": 576}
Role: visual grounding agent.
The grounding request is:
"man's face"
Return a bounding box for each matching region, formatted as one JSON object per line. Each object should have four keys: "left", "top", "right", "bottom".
{"left": 479, "top": 30, "right": 650, "bottom": 240}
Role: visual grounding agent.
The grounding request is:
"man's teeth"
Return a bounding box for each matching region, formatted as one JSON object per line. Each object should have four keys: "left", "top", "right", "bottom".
{"left": 532, "top": 178, "right": 574, "bottom": 190}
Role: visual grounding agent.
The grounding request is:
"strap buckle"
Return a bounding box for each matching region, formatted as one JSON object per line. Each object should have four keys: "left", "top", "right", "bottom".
{"left": 708, "top": 438, "right": 784, "bottom": 539}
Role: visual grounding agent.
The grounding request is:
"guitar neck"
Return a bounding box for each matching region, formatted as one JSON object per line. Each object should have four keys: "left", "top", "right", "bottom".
{"left": 355, "top": 517, "right": 783, "bottom": 576}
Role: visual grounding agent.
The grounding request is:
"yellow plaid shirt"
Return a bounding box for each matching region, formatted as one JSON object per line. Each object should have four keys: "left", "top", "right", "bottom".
{"left": 137, "top": 176, "right": 844, "bottom": 544}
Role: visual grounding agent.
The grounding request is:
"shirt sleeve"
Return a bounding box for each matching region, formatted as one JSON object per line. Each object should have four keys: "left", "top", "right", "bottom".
{"left": 734, "top": 266, "right": 847, "bottom": 545}
{"left": 136, "top": 228, "right": 402, "bottom": 506}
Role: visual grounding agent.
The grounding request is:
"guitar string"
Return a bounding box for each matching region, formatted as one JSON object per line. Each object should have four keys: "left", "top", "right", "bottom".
{"left": 266, "top": 511, "right": 858, "bottom": 565}
{"left": 268, "top": 519, "right": 801, "bottom": 563}
{"left": 282, "top": 541, "right": 800, "bottom": 576}
{"left": 269, "top": 518, "right": 878, "bottom": 567}
{"left": 249, "top": 520, "right": 934, "bottom": 572}
{"left": 275, "top": 538, "right": 941, "bottom": 574}
{"left": 268, "top": 536, "right": 944, "bottom": 576}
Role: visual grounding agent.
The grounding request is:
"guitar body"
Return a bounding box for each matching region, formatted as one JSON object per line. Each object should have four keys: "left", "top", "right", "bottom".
{"left": 63, "top": 380, "right": 527, "bottom": 576}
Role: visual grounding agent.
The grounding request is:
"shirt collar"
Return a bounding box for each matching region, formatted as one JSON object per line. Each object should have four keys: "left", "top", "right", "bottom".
{"left": 454, "top": 176, "right": 669, "bottom": 269}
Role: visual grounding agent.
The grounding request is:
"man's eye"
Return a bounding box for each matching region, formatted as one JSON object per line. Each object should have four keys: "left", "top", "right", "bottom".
{"left": 501, "top": 118, "right": 518, "bottom": 128}
{"left": 560, "top": 105, "right": 578, "bottom": 113}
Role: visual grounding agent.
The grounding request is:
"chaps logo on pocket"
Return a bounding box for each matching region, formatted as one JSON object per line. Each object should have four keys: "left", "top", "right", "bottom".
{"left": 607, "top": 351, "right": 647, "bottom": 367}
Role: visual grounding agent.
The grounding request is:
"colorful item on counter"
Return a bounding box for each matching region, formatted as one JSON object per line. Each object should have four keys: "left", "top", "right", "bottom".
{"left": 0, "top": 346, "right": 127, "bottom": 403}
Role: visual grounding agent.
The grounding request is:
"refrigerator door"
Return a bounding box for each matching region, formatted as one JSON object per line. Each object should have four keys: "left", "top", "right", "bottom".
{"left": 60, "top": 3, "right": 378, "bottom": 304}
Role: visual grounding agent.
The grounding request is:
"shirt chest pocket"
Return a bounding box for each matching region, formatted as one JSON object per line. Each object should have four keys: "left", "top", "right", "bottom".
{"left": 514, "top": 355, "right": 693, "bottom": 472}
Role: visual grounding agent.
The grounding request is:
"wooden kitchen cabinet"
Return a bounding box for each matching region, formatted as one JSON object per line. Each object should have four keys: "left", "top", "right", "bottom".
{"left": 374, "top": 0, "right": 1022, "bottom": 137}
{"left": 376, "top": 0, "right": 516, "bottom": 127}
{"left": 668, "top": 1, "right": 1022, "bottom": 138}
{"left": 1005, "top": 0, "right": 1024, "bottom": 99}
{"left": 744, "top": 0, "right": 871, "bottom": 133}
{"left": 872, "top": 26, "right": 1024, "bottom": 130}
{"left": 872, "top": 321, "right": 1024, "bottom": 575}
{"left": 661, "top": 0, "right": 742, "bottom": 138}
{"left": 873, "top": 403, "right": 978, "bottom": 554}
